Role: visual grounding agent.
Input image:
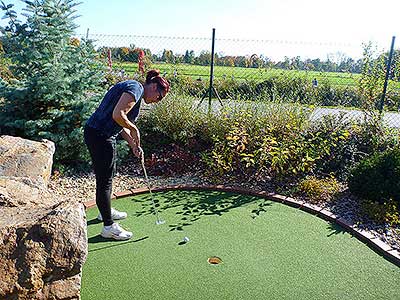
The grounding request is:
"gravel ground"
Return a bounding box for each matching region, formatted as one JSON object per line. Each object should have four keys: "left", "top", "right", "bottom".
{"left": 48, "top": 163, "right": 400, "bottom": 251}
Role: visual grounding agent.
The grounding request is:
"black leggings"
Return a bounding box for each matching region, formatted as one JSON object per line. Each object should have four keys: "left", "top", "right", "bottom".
{"left": 84, "top": 126, "right": 116, "bottom": 226}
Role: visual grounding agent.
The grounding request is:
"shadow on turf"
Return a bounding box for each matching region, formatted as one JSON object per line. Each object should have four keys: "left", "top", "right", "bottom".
{"left": 88, "top": 236, "right": 149, "bottom": 252}
{"left": 87, "top": 218, "right": 102, "bottom": 225}
{"left": 327, "top": 223, "right": 347, "bottom": 237}
{"left": 132, "top": 190, "right": 273, "bottom": 231}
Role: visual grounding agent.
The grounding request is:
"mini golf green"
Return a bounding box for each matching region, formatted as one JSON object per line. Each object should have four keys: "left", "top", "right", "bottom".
{"left": 82, "top": 190, "right": 400, "bottom": 300}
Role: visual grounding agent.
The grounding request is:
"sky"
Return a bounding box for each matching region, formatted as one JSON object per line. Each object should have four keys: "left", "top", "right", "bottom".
{"left": 2, "top": 0, "right": 400, "bottom": 60}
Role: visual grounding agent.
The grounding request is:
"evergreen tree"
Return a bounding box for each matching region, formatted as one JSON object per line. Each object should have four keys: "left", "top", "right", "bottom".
{"left": 0, "top": 37, "right": 13, "bottom": 81}
{"left": 0, "top": 0, "right": 105, "bottom": 164}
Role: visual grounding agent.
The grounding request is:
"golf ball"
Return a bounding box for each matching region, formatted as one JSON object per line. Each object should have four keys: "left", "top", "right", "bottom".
{"left": 183, "top": 236, "right": 190, "bottom": 242}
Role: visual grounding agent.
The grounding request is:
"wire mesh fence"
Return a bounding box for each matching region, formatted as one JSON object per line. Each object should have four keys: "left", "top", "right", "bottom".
{"left": 76, "top": 32, "right": 400, "bottom": 128}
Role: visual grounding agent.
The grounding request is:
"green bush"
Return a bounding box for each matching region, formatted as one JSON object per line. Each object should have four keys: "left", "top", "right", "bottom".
{"left": 201, "top": 111, "right": 256, "bottom": 178}
{"left": 138, "top": 93, "right": 400, "bottom": 185}
{"left": 306, "top": 115, "right": 360, "bottom": 180}
{"left": 139, "top": 93, "right": 243, "bottom": 153}
{"left": 200, "top": 102, "right": 318, "bottom": 180}
{"left": 138, "top": 110, "right": 174, "bottom": 155}
{"left": 140, "top": 95, "right": 203, "bottom": 145}
{"left": 296, "top": 176, "right": 341, "bottom": 204}
{"left": 360, "top": 199, "right": 400, "bottom": 226}
{"left": 348, "top": 148, "right": 400, "bottom": 206}
{"left": 166, "top": 76, "right": 207, "bottom": 98}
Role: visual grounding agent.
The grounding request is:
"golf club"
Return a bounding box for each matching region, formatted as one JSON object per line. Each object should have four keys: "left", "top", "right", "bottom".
{"left": 140, "top": 152, "right": 165, "bottom": 225}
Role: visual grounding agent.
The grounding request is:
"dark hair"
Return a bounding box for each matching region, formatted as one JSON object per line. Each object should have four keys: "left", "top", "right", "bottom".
{"left": 146, "top": 69, "right": 170, "bottom": 93}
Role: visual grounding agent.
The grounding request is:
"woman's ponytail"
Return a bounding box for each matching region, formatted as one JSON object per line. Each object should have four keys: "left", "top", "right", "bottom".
{"left": 145, "top": 69, "right": 170, "bottom": 93}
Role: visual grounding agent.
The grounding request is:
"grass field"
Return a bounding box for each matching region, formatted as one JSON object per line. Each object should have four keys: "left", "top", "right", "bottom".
{"left": 115, "top": 61, "right": 359, "bottom": 86}
{"left": 113, "top": 61, "right": 400, "bottom": 97}
{"left": 82, "top": 190, "right": 400, "bottom": 300}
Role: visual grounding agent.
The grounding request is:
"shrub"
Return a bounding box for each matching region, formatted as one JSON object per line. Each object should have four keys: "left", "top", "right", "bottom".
{"left": 200, "top": 102, "right": 316, "bottom": 180}
{"left": 139, "top": 95, "right": 399, "bottom": 185}
{"left": 201, "top": 111, "right": 255, "bottom": 178}
{"left": 166, "top": 76, "right": 207, "bottom": 98}
{"left": 307, "top": 114, "right": 358, "bottom": 180}
{"left": 137, "top": 111, "right": 174, "bottom": 155}
{"left": 357, "top": 42, "right": 386, "bottom": 111}
{"left": 140, "top": 95, "right": 203, "bottom": 145}
{"left": 138, "top": 94, "right": 226, "bottom": 154}
{"left": 296, "top": 176, "right": 341, "bottom": 204}
{"left": 360, "top": 199, "right": 400, "bottom": 226}
{"left": 348, "top": 148, "right": 400, "bottom": 206}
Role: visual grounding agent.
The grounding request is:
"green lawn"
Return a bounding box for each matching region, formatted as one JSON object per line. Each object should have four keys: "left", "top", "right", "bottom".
{"left": 115, "top": 61, "right": 359, "bottom": 86}
{"left": 82, "top": 190, "right": 400, "bottom": 300}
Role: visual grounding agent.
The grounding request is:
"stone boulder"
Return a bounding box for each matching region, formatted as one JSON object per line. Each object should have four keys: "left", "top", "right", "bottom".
{"left": 0, "top": 136, "right": 87, "bottom": 300}
{"left": 0, "top": 135, "right": 55, "bottom": 189}
{"left": 0, "top": 177, "right": 58, "bottom": 208}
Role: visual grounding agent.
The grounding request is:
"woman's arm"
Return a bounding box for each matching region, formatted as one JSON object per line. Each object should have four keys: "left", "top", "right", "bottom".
{"left": 120, "top": 127, "right": 143, "bottom": 158}
{"left": 112, "top": 92, "right": 137, "bottom": 130}
{"left": 112, "top": 92, "right": 143, "bottom": 158}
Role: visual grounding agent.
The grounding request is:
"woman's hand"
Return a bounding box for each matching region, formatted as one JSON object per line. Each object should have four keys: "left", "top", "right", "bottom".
{"left": 131, "top": 145, "right": 144, "bottom": 159}
{"left": 120, "top": 127, "right": 142, "bottom": 158}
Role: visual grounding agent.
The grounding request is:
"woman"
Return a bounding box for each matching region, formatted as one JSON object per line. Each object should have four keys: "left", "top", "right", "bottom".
{"left": 84, "top": 69, "right": 170, "bottom": 240}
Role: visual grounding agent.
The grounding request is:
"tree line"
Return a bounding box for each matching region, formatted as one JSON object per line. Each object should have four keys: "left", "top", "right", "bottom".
{"left": 100, "top": 45, "right": 367, "bottom": 73}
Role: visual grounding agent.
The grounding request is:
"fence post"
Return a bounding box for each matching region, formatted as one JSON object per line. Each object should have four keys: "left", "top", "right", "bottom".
{"left": 197, "top": 28, "right": 222, "bottom": 110}
{"left": 380, "top": 36, "right": 396, "bottom": 113}
{"left": 208, "top": 28, "right": 216, "bottom": 109}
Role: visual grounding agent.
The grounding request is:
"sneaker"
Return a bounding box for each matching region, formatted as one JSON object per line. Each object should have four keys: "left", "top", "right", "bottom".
{"left": 101, "top": 223, "right": 133, "bottom": 241}
{"left": 97, "top": 208, "right": 128, "bottom": 221}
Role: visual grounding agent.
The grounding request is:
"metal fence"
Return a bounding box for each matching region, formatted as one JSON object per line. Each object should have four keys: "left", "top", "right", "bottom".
{"left": 77, "top": 30, "right": 400, "bottom": 128}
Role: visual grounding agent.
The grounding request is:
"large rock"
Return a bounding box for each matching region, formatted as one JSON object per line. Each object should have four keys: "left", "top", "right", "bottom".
{"left": 0, "top": 135, "right": 87, "bottom": 300}
{"left": 0, "top": 135, "right": 55, "bottom": 189}
{"left": 0, "top": 177, "right": 57, "bottom": 208}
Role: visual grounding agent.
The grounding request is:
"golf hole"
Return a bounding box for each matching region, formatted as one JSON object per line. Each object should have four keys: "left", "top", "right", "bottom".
{"left": 208, "top": 256, "right": 222, "bottom": 265}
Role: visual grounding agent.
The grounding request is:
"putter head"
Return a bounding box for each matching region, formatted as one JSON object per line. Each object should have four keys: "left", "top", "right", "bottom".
{"left": 155, "top": 219, "right": 166, "bottom": 225}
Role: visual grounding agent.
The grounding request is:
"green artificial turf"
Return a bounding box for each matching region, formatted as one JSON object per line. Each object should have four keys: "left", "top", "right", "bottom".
{"left": 81, "top": 190, "right": 400, "bottom": 300}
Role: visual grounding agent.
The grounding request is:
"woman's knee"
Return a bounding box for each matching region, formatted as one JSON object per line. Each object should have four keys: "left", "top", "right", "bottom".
{"left": 95, "top": 173, "right": 113, "bottom": 190}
